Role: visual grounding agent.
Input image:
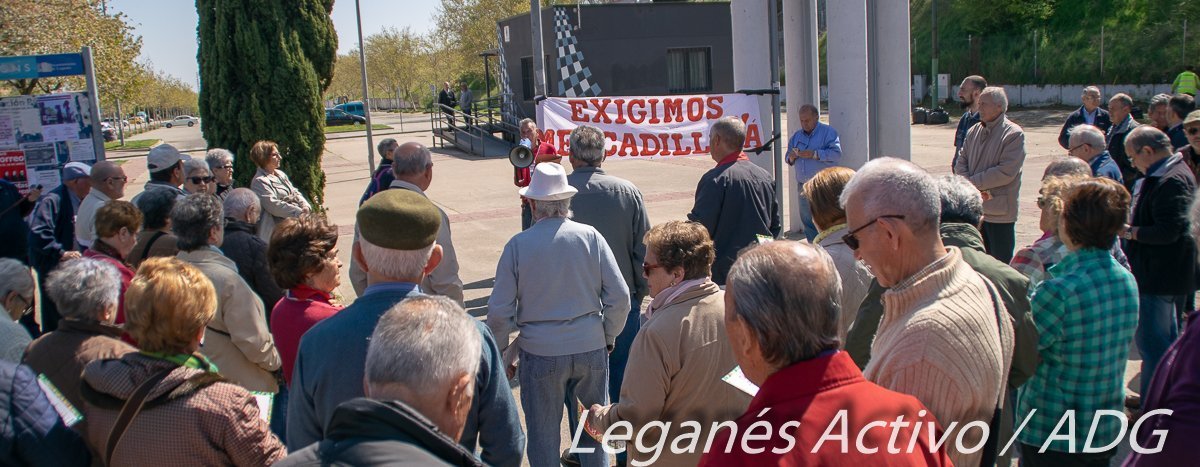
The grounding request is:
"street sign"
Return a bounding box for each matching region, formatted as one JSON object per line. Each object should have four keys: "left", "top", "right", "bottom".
{"left": 0, "top": 53, "right": 86, "bottom": 81}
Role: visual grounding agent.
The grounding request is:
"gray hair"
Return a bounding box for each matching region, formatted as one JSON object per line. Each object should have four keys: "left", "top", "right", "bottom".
{"left": 377, "top": 138, "right": 398, "bottom": 157}
{"left": 980, "top": 86, "right": 1009, "bottom": 113}
{"left": 222, "top": 188, "right": 260, "bottom": 221}
{"left": 359, "top": 236, "right": 436, "bottom": 280}
{"left": 1069, "top": 124, "right": 1107, "bottom": 150}
{"left": 392, "top": 142, "right": 433, "bottom": 177}
{"left": 569, "top": 125, "right": 606, "bottom": 167}
{"left": 1150, "top": 93, "right": 1172, "bottom": 110}
{"left": 936, "top": 175, "right": 984, "bottom": 227}
{"left": 1042, "top": 156, "right": 1092, "bottom": 179}
{"left": 0, "top": 258, "right": 33, "bottom": 305}
{"left": 727, "top": 241, "right": 841, "bottom": 367}
{"left": 366, "top": 296, "right": 481, "bottom": 399}
{"left": 1083, "top": 86, "right": 1101, "bottom": 98}
{"left": 799, "top": 104, "right": 820, "bottom": 117}
{"left": 135, "top": 188, "right": 177, "bottom": 230}
{"left": 183, "top": 158, "right": 212, "bottom": 178}
{"left": 710, "top": 116, "right": 746, "bottom": 151}
{"left": 839, "top": 158, "right": 940, "bottom": 234}
{"left": 45, "top": 258, "right": 120, "bottom": 322}
{"left": 170, "top": 194, "right": 224, "bottom": 251}
{"left": 518, "top": 118, "right": 535, "bottom": 130}
{"left": 1110, "top": 93, "right": 1133, "bottom": 109}
{"left": 1126, "top": 125, "right": 1174, "bottom": 156}
{"left": 531, "top": 198, "right": 571, "bottom": 220}
{"left": 205, "top": 148, "right": 234, "bottom": 169}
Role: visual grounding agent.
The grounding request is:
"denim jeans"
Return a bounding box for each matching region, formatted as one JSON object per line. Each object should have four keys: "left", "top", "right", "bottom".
{"left": 521, "top": 348, "right": 609, "bottom": 467}
{"left": 797, "top": 189, "right": 817, "bottom": 242}
{"left": 1137, "top": 294, "right": 1185, "bottom": 393}
{"left": 269, "top": 385, "right": 288, "bottom": 445}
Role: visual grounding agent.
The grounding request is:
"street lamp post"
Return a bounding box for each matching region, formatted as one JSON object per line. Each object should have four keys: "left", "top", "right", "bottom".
{"left": 356, "top": 0, "right": 376, "bottom": 174}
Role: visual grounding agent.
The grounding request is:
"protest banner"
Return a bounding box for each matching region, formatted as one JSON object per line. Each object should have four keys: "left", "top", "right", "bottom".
{"left": 537, "top": 94, "right": 764, "bottom": 160}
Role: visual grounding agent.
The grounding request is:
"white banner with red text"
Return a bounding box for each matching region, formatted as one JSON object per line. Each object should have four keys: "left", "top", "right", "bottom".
{"left": 536, "top": 94, "right": 765, "bottom": 160}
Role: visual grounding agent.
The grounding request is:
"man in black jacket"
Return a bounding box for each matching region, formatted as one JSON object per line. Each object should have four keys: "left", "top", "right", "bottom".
{"left": 687, "top": 116, "right": 781, "bottom": 285}
{"left": 1058, "top": 86, "right": 1112, "bottom": 149}
{"left": 276, "top": 296, "right": 486, "bottom": 467}
{"left": 1106, "top": 93, "right": 1141, "bottom": 192}
{"left": 1124, "top": 126, "right": 1197, "bottom": 395}
{"left": 27, "top": 162, "right": 91, "bottom": 334}
{"left": 438, "top": 81, "right": 457, "bottom": 127}
{"left": 221, "top": 188, "right": 284, "bottom": 314}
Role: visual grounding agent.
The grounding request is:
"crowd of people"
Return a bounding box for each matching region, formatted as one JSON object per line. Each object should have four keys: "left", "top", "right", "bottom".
{"left": 1, "top": 74, "right": 1200, "bottom": 467}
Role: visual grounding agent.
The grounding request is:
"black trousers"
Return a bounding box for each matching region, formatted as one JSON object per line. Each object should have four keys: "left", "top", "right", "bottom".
{"left": 1020, "top": 444, "right": 1115, "bottom": 467}
{"left": 981, "top": 221, "right": 1016, "bottom": 264}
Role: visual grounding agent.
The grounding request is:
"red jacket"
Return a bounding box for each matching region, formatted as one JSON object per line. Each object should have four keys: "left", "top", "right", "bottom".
{"left": 699, "top": 351, "right": 954, "bottom": 466}
{"left": 514, "top": 141, "right": 559, "bottom": 187}
{"left": 270, "top": 286, "right": 343, "bottom": 384}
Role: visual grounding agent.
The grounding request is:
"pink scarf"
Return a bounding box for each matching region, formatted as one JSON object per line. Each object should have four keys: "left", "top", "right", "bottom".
{"left": 643, "top": 278, "right": 709, "bottom": 320}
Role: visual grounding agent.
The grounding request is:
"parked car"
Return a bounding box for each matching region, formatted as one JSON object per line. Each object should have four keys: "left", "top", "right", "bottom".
{"left": 325, "top": 108, "right": 366, "bottom": 126}
{"left": 334, "top": 101, "right": 365, "bottom": 118}
{"left": 128, "top": 116, "right": 145, "bottom": 125}
{"left": 165, "top": 115, "right": 199, "bottom": 128}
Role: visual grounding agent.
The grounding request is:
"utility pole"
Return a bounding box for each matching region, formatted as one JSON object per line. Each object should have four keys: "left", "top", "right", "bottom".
{"left": 930, "top": 0, "right": 939, "bottom": 109}
{"left": 355, "top": 0, "right": 376, "bottom": 174}
{"left": 530, "top": 0, "right": 547, "bottom": 97}
{"left": 767, "top": 0, "right": 782, "bottom": 232}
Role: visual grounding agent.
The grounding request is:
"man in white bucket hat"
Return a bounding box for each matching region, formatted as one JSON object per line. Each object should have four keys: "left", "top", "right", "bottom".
{"left": 487, "top": 162, "right": 631, "bottom": 467}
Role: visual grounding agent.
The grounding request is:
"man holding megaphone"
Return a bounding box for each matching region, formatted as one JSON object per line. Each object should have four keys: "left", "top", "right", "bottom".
{"left": 513, "top": 118, "right": 563, "bottom": 230}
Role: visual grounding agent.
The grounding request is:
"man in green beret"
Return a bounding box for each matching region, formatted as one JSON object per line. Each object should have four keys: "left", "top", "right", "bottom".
{"left": 288, "top": 189, "right": 525, "bottom": 466}
{"left": 488, "top": 162, "right": 630, "bottom": 467}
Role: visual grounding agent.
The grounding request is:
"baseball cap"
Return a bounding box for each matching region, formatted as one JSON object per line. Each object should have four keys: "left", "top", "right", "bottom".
{"left": 147, "top": 144, "right": 190, "bottom": 173}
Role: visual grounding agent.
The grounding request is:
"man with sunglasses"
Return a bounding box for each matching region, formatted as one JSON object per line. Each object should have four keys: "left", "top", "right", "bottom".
{"left": 75, "top": 160, "right": 127, "bottom": 250}
{"left": 1181, "top": 111, "right": 1200, "bottom": 182}
{"left": 841, "top": 158, "right": 1013, "bottom": 467}
{"left": 0, "top": 258, "right": 35, "bottom": 363}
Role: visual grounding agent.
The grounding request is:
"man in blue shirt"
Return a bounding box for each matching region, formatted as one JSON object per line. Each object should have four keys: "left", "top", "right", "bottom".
{"left": 786, "top": 104, "right": 842, "bottom": 241}
{"left": 288, "top": 189, "right": 524, "bottom": 467}
{"left": 1068, "top": 124, "right": 1123, "bottom": 185}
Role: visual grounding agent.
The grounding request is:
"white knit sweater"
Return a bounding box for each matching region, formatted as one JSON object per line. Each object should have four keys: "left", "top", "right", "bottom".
{"left": 864, "top": 247, "right": 1013, "bottom": 467}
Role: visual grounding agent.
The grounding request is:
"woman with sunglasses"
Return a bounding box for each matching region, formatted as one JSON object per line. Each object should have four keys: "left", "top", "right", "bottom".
{"left": 182, "top": 158, "right": 216, "bottom": 196}
{"left": 0, "top": 258, "right": 35, "bottom": 362}
{"left": 250, "top": 140, "right": 312, "bottom": 241}
{"left": 586, "top": 221, "right": 749, "bottom": 467}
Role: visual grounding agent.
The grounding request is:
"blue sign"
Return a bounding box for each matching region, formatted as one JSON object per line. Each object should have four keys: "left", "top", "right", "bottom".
{"left": 0, "top": 53, "right": 85, "bottom": 81}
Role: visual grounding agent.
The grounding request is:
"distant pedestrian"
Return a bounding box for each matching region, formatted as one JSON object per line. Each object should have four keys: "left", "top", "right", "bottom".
{"left": 438, "top": 81, "right": 457, "bottom": 127}
{"left": 786, "top": 104, "right": 842, "bottom": 241}
{"left": 358, "top": 138, "right": 398, "bottom": 205}
{"left": 1172, "top": 65, "right": 1199, "bottom": 96}
{"left": 1058, "top": 86, "right": 1111, "bottom": 149}
{"left": 459, "top": 83, "right": 474, "bottom": 126}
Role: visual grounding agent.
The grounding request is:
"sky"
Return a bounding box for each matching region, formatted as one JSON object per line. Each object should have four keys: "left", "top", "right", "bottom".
{"left": 106, "top": 0, "right": 442, "bottom": 90}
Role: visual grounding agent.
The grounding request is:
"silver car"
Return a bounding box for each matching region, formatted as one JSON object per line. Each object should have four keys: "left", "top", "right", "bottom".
{"left": 165, "top": 115, "right": 199, "bottom": 128}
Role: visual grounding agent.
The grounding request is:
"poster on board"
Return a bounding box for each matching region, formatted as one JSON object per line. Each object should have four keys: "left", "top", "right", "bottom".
{"left": 0, "top": 150, "right": 28, "bottom": 194}
{"left": 0, "top": 92, "right": 100, "bottom": 193}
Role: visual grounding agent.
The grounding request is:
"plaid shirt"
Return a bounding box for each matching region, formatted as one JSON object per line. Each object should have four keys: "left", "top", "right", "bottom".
{"left": 1010, "top": 234, "right": 1067, "bottom": 291}
{"left": 1017, "top": 248, "right": 1139, "bottom": 452}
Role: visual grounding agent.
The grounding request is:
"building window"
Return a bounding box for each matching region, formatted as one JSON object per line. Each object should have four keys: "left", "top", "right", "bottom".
{"left": 667, "top": 47, "right": 712, "bottom": 93}
{"left": 521, "top": 56, "right": 534, "bottom": 101}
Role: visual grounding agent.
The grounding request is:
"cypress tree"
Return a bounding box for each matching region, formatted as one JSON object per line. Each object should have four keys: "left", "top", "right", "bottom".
{"left": 196, "top": 0, "right": 337, "bottom": 205}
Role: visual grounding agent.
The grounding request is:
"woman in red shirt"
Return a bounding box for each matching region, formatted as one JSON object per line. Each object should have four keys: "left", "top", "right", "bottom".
{"left": 267, "top": 212, "right": 344, "bottom": 386}
{"left": 82, "top": 200, "right": 141, "bottom": 325}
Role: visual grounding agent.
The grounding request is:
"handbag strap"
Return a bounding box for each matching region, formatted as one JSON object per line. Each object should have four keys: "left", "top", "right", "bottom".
{"left": 138, "top": 230, "right": 167, "bottom": 262}
{"left": 104, "top": 366, "right": 174, "bottom": 466}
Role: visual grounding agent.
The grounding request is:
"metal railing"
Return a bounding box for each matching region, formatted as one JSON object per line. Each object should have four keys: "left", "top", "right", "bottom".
{"left": 429, "top": 95, "right": 520, "bottom": 156}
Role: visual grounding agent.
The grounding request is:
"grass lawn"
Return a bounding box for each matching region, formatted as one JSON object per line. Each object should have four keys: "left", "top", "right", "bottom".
{"left": 104, "top": 139, "right": 159, "bottom": 150}
{"left": 325, "top": 123, "right": 392, "bottom": 134}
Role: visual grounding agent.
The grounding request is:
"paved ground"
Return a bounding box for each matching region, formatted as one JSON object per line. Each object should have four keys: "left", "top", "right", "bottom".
{"left": 109, "top": 108, "right": 1143, "bottom": 465}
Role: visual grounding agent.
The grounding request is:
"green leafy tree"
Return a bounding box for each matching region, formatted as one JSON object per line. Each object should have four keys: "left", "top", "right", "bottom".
{"left": 197, "top": 0, "right": 337, "bottom": 205}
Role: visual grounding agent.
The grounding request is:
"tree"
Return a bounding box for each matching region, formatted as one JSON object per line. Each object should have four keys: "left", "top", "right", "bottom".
{"left": 197, "top": 0, "right": 337, "bottom": 205}
{"left": 0, "top": 0, "right": 143, "bottom": 105}
{"left": 433, "top": 0, "right": 528, "bottom": 80}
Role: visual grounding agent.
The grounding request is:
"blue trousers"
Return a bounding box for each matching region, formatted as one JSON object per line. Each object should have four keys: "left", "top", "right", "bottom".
{"left": 1136, "top": 294, "right": 1185, "bottom": 393}
{"left": 520, "top": 348, "right": 609, "bottom": 467}
{"left": 797, "top": 189, "right": 817, "bottom": 242}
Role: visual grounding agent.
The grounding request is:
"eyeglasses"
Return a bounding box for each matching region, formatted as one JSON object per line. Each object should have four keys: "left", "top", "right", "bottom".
{"left": 642, "top": 263, "right": 662, "bottom": 276}
{"left": 843, "top": 215, "right": 905, "bottom": 250}
{"left": 14, "top": 295, "right": 33, "bottom": 317}
{"left": 1067, "top": 144, "right": 1088, "bottom": 154}
{"left": 1187, "top": 127, "right": 1200, "bottom": 136}
{"left": 216, "top": 164, "right": 234, "bottom": 170}
{"left": 188, "top": 176, "right": 215, "bottom": 185}
{"left": 105, "top": 176, "right": 128, "bottom": 183}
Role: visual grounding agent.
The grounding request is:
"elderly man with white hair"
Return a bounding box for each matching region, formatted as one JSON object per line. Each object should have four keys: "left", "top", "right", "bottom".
{"left": 841, "top": 158, "right": 1013, "bottom": 467}
{"left": 221, "top": 188, "right": 284, "bottom": 311}
{"left": 954, "top": 86, "right": 1027, "bottom": 264}
{"left": 488, "top": 163, "right": 630, "bottom": 467}
{"left": 1069, "top": 124, "right": 1123, "bottom": 184}
{"left": 1058, "top": 85, "right": 1112, "bottom": 149}
{"left": 291, "top": 189, "right": 523, "bottom": 467}
{"left": 75, "top": 160, "right": 127, "bottom": 249}
{"left": 0, "top": 259, "right": 35, "bottom": 362}
{"left": 278, "top": 296, "right": 486, "bottom": 466}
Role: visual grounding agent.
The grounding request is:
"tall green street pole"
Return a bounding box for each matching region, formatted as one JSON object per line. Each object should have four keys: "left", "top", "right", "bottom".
{"left": 930, "top": 0, "right": 939, "bottom": 109}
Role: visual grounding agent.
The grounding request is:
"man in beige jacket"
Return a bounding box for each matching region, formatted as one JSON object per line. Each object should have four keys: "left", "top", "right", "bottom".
{"left": 954, "top": 86, "right": 1027, "bottom": 264}
{"left": 172, "top": 194, "right": 281, "bottom": 393}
